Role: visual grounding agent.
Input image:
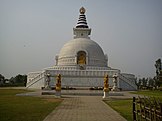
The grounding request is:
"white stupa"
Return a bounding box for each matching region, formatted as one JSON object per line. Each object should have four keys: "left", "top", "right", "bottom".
{"left": 26, "top": 7, "right": 137, "bottom": 90}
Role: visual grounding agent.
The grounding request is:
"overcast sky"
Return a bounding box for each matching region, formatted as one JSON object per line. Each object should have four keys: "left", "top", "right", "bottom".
{"left": 0, "top": 0, "right": 162, "bottom": 79}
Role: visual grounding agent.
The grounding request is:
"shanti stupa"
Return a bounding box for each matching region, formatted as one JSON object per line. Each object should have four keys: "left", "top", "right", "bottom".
{"left": 26, "top": 7, "right": 137, "bottom": 90}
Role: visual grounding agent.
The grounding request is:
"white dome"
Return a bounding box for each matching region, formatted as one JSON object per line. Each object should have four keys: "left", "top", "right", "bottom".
{"left": 56, "top": 7, "right": 108, "bottom": 67}
{"left": 57, "top": 38, "right": 107, "bottom": 67}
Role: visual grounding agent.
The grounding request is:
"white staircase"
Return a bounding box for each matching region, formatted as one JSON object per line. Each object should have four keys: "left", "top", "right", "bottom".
{"left": 26, "top": 71, "right": 45, "bottom": 89}
{"left": 119, "top": 73, "right": 137, "bottom": 90}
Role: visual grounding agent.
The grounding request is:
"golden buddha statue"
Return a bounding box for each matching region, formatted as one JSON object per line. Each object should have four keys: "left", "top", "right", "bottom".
{"left": 77, "top": 52, "right": 86, "bottom": 65}
{"left": 103, "top": 74, "right": 109, "bottom": 92}
{"left": 56, "top": 74, "right": 61, "bottom": 91}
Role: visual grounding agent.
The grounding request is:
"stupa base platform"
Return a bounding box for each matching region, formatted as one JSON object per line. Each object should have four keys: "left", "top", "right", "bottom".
{"left": 41, "top": 90, "right": 124, "bottom": 96}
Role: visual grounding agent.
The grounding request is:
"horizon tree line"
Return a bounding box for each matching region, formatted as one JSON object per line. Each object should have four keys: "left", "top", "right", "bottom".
{"left": 0, "top": 74, "right": 27, "bottom": 87}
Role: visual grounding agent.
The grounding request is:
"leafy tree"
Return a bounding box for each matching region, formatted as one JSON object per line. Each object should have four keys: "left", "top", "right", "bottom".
{"left": 148, "top": 78, "right": 153, "bottom": 87}
{"left": 13, "top": 74, "right": 27, "bottom": 86}
{"left": 141, "top": 78, "right": 148, "bottom": 88}
{"left": 0, "top": 74, "right": 27, "bottom": 87}
{"left": 0, "top": 74, "right": 5, "bottom": 85}
{"left": 10, "top": 77, "right": 15, "bottom": 84}
{"left": 155, "top": 58, "right": 162, "bottom": 88}
{"left": 136, "top": 79, "right": 142, "bottom": 90}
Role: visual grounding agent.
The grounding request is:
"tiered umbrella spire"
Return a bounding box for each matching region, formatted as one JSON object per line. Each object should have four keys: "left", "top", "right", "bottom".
{"left": 76, "top": 7, "right": 89, "bottom": 28}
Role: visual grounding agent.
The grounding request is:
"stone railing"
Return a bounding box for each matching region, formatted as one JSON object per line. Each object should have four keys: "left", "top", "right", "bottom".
{"left": 45, "top": 69, "right": 118, "bottom": 78}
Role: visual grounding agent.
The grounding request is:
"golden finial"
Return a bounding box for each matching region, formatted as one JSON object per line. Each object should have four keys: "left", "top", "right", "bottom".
{"left": 80, "top": 7, "right": 86, "bottom": 14}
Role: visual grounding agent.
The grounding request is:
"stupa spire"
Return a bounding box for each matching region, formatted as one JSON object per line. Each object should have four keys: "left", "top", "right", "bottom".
{"left": 76, "top": 7, "right": 89, "bottom": 28}
{"left": 73, "top": 7, "right": 91, "bottom": 39}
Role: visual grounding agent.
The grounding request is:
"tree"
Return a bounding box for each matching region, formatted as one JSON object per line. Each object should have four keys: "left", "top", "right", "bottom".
{"left": 141, "top": 78, "right": 148, "bottom": 88}
{"left": 0, "top": 74, "right": 27, "bottom": 87}
{"left": 136, "top": 79, "right": 142, "bottom": 90}
{"left": 0, "top": 74, "right": 5, "bottom": 85}
{"left": 148, "top": 78, "right": 154, "bottom": 89}
{"left": 13, "top": 74, "right": 27, "bottom": 86}
{"left": 10, "top": 77, "right": 15, "bottom": 84}
{"left": 155, "top": 58, "right": 162, "bottom": 88}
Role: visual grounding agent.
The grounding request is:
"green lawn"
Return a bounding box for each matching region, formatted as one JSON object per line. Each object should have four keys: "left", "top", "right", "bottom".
{"left": 104, "top": 99, "right": 132, "bottom": 121}
{"left": 104, "top": 90, "right": 162, "bottom": 121}
{"left": 131, "top": 90, "right": 162, "bottom": 100}
{"left": 0, "top": 89, "right": 62, "bottom": 121}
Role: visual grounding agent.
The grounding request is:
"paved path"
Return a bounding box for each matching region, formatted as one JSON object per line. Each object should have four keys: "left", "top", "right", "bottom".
{"left": 43, "top": 95, "right": 127, "bottom": 121}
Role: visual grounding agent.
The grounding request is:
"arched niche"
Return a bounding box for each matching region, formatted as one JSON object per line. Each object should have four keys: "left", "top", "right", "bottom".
{"left": 77, "top": 51, "right": 86, "bottom": 65}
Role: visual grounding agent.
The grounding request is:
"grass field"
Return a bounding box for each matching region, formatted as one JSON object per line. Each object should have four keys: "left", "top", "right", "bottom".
{"left": 105, "top": 99, "right": 132, "bottom": 121}
{"left": 131, "top": 90, "right": 162, "bottom": 100}
{"left": 0, "top": 89, "right": 62, "bottom": 121}
{"left": 104, "top": 90, "right": 162, "bottom": 121}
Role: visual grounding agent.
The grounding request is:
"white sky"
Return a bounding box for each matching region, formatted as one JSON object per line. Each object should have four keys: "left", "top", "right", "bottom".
{"left": 0, "top": 0, "right": 162, "bottom": 79}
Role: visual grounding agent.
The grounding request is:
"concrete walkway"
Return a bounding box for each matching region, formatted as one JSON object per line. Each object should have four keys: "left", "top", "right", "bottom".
{"left": 43, "top": 95, "right": 127, "bottom": 121}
